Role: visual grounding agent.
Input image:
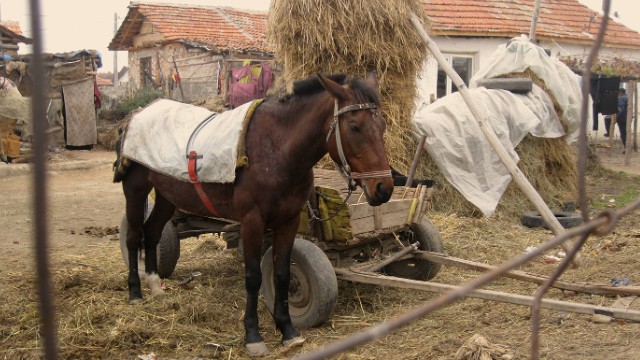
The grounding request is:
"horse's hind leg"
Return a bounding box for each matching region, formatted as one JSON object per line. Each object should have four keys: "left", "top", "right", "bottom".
{"left": 142, "top": 191, "right": 175, "bottom": 297}
{"left": 122, "top": 164, "right": 153, "bottom": 303}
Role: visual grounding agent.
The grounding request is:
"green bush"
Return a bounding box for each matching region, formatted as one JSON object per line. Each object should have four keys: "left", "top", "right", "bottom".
{"left": 99, "top": 87, "right": 163, "bottom": 120}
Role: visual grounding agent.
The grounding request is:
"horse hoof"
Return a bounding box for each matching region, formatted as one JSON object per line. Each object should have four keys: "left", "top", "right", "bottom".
{"left": 129, "top": 297, "right": 143, "bottom": 305}
{"left": 282, "top": 336, "right": 305, "bottom": 349}
{"left": 246, "top": 342, "right": 270, "bottom": 357}
{"left": 146, "top": 273, "right": 164, "bottom": 296}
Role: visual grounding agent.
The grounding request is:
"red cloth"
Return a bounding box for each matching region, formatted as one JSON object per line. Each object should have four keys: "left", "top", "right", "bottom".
{"left": 93, "top": 81, "right": 102, "bottom": 109}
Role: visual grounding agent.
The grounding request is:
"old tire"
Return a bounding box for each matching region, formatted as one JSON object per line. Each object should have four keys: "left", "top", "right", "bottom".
{"left": 521, "top": 211, "right": 583, "bottom": 229}
{"left": 383, "top": 218, "right": 444, "bottom": 281}
{"left": 119, "top": 202, "right": 180, "bottom": 279}
{"left": 261, "top": 238, "right": 338, "bottom": 329}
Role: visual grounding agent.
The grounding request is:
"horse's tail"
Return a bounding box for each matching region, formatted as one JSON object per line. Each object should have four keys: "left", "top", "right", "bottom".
{"left": 113, "top": 127, "right": 131, "bottom": 183}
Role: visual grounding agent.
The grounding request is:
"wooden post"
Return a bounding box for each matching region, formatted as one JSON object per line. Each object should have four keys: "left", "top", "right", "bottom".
{"left": 405, "top": 135, "right": 427, "bottom": 187}
{"left": 634, "top": 81, "right": 638, "bottom": 152}
{"left": 409, "top": 12, "right": 581, "bottom": 266}
{"left": 529, "top": 0, "right": 542, "bottom": 42}
{"left": 609, "top": 113, "right": 616, "bottom": 156}
{"left": 173, "top": 59, "right": 185, "bottom": 101}
{"left": 625, "top": 82, "right": 634, "bottom": 164}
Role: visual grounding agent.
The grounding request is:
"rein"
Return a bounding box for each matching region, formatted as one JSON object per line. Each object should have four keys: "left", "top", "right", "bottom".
{"left": 326, "top": 100, "right": 392, "bottom": 190}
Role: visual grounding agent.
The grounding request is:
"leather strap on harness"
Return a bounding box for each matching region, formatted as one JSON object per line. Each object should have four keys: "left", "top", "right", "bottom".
{"left": 187, "top": 150, "right": 219, "bottom": 217}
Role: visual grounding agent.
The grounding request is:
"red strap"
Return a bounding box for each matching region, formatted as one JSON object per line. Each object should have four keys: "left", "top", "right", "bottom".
{"left": 187, "top": 151, "right": 219, "bottom": 217}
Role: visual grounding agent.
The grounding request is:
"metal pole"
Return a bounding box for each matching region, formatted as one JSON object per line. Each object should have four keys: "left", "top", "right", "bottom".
{"left": 29, "top": 0, "right": 58, "bottom": 358}
{"left": 113, "top": 13, "right": 119, "bottom": 87}
{"left": 409, "top": 12, "right": 581, "bottom": 266}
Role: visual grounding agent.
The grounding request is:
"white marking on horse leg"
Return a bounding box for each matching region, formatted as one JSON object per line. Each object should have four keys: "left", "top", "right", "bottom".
{"left": 147, "top": 273, "right": 164, "bottom": 297}
{"left": 246, "top": 342, "right": 270, "bottom": 357}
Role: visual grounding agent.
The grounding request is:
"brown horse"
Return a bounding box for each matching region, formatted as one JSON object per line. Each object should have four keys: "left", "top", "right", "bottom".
{"left": 114, "top": 73, "right": 394, "bottom": 356}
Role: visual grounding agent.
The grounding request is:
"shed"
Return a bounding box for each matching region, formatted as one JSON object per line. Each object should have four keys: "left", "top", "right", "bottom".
{"left": 7, "top": 50, "right": 103, "bottom": 148}
{"left": 108, "top": 2, "right": 274, "bottom": 105}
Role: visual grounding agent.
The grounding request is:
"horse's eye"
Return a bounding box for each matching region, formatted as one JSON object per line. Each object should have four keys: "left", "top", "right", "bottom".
{"left": 349, "top": 123, "right": 361, "bottom": 133}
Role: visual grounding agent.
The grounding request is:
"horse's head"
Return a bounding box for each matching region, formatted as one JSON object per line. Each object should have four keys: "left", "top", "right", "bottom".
{"left": 318, "top": 73, "right": 394, "bottom": 206}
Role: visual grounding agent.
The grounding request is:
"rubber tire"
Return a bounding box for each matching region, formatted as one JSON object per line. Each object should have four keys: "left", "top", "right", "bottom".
{"left": 521, "top": 211, "right": 583, "bottom": 229}
{"left": 261, "top": 238, "right": 338, "bottom": 329}
{"left": 120, "top": 201, "right": 180, "bottom": 279}
{"left": 383, "top": 218, "right": 444, "bottom": 281}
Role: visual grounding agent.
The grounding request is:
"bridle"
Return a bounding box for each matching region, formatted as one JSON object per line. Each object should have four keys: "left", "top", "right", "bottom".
{"left": 326, "top": 99, "right": 392, "bottom": 190}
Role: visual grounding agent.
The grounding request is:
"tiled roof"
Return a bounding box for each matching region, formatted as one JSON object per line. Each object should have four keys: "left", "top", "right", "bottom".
{"left": 1, "top": 21, "right": 23, "bottom": 35}
{"left": 0, "top": 21, "right": 32, "bottom": 44}
{"left": 96, "top": 77, "right": 113, "bottom": 87}
{"left": 108, "top": 2, "right": 269, "bottom": 53}
{"left": 424, "top": 0, "right": 640, "bottom": 49}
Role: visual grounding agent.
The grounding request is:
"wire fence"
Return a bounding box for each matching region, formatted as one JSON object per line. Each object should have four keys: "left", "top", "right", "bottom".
{"left": 24, "top": 0, "right": 640, "bottom": 359}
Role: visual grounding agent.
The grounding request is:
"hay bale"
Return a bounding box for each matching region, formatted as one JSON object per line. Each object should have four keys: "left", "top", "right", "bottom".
{"left": 419, "top": 135, "right": 578, "bottom": 218}
{"left": 268, "top": 0, "right": 429, "bottom": 172}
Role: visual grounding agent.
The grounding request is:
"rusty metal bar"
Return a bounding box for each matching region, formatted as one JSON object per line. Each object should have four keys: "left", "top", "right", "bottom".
{"left": 356, "top": 242, "right": 419, "bottom": 273}
{"left": 29, "top": 0, "right": 58, "bottom": 359}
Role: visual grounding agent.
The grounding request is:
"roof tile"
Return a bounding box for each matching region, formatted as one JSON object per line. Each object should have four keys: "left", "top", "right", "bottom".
{"left": 424, "top": 0, "right": 640, "bottom": 48}
{"left": 109, "top": 2, "right": 269, "bottom": 53}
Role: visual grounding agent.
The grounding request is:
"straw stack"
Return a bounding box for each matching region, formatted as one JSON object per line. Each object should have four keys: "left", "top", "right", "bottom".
{"left": 267, "top": 0, "right": 430, "bottom": 172}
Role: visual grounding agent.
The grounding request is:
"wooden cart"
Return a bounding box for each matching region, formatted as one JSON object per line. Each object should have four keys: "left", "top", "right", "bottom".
{"left": 119, "top": 168, "right": 443, "bottom": 328}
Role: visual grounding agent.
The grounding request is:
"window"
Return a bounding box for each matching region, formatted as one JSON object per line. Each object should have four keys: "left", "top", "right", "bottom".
{"left": 436, "top": 55, "right": 474, "bottom": 98}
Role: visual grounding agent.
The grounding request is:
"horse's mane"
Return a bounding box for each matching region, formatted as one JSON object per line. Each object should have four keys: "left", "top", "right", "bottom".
{"left": 292, "top": 74, "right": 347, "bottom": 95}
{"left": 278, "top": 74, "right": 380, "bottom": 105}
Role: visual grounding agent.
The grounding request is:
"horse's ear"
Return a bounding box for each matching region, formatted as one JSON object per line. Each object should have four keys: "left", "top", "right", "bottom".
{"left": 317, "top": 73, "right": 349, "bottom": 101}
{"left": 365, "top": 72, "right": 378, "bottom": 89}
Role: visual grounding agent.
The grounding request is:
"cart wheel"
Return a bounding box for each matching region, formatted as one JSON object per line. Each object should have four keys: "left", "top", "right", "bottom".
{"left": 383, "top": 218, "right": 443, "bottom": 281}
{"left": 261, "top": 238, "right": 338, "bottom": 329}
{"left": 119, "top": 201, "right": 180, "bottom": 279}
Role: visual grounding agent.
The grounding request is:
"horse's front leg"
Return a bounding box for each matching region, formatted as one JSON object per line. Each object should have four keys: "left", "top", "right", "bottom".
{"left": 271, "top": 215, "right": 304, "bottom": 347}
{"left": 125, "top": 202, "right": 144, "bottom": 304}
{"left": 241, "top": 212, "right": 270, "bottom": 356}
{"left": 123, "top": 170, "right": 152, "bottom": 303}
{"left": 142, "top": 192, "right": 176, "bottom": 297}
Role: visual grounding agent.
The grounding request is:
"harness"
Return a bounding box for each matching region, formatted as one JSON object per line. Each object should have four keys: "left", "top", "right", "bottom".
{"left": 186, "top": 113, "right": 220, "bottom": 217}
{"left": 326, "top": 100, "right": 392, "bottom": 190}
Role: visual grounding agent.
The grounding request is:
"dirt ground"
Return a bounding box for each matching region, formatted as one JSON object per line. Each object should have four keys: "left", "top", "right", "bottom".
{"left": 1, "top": 147, "right": 639, "bottom": 359}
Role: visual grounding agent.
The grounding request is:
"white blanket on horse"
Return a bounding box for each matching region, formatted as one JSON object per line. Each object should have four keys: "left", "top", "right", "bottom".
{"left": 121, "top": 99, "right": 257, "bottom": 183}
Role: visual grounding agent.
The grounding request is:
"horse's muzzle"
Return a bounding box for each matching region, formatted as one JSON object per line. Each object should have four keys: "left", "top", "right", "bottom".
{"left": 363, "top": 178, "right": 394, "bottom": 206}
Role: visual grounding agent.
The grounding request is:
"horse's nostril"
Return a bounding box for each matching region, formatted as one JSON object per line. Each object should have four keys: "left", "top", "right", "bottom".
{"left": 376, "top": 182, "right": 391, "bottom": 201}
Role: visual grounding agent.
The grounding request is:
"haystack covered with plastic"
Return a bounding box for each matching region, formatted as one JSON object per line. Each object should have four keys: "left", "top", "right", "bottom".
{"left": 414, "top": 36, "right": 584, "bottom": 217}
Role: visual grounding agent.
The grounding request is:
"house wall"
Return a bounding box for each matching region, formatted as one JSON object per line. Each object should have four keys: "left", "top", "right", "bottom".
{"left": 417, "top": 37, "right": 505, "bottom": 105}
{"left": 127, "top": 41, "right": 275, "bottom": 104}
{"left": 127, "top": 43, "right": 222, "bottom": 102}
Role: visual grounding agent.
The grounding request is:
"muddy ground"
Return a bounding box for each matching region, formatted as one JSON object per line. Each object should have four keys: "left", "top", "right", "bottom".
{"left": 0, "top": 147, "right": 639, "bottom": 359}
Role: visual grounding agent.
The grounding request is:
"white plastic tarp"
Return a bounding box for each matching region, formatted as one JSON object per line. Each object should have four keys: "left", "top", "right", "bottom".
{"left": 414, "top": 87, "right": 559, "bottom": 216}
{"left": 413, "top": 36, "right": 584, "bottom": 217}
{"left": 470, "top": 35, "right": 585, "bottom": 143}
